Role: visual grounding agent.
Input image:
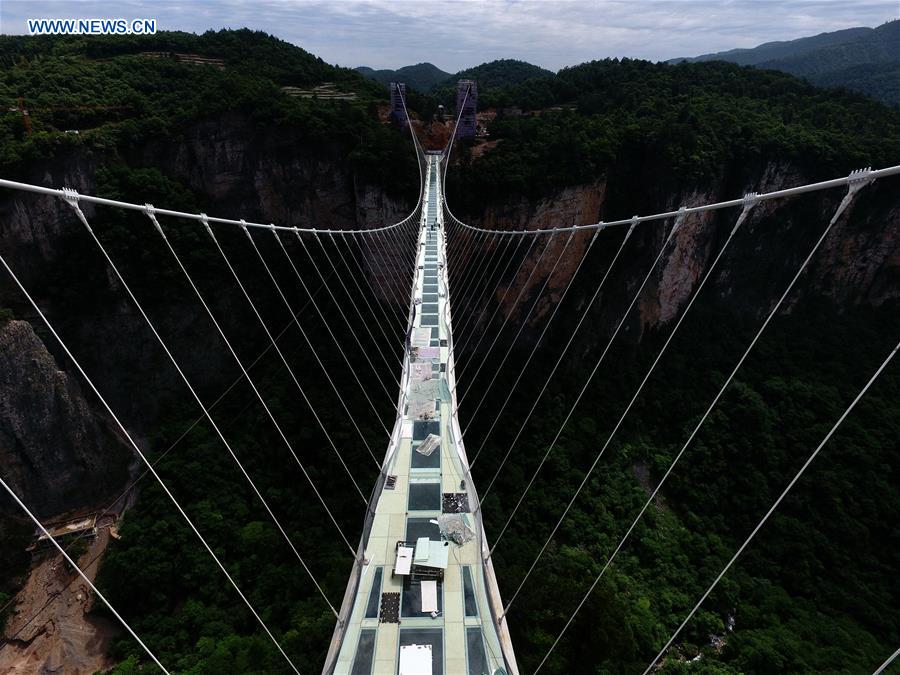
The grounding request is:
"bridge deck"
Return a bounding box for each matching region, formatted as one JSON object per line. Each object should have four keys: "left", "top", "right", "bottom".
{"left": 327, "top": 155, "right": 517, "bottom": 675}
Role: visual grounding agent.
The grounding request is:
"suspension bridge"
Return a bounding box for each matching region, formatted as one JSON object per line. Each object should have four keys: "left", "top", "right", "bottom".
{"left": 0, "top": 88, "right": 898, "bottom": 675}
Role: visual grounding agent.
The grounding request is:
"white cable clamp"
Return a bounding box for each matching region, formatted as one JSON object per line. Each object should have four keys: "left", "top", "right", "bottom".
{"left": 144, "top": 203, "right": 164, "bottom": 235}
{"left": 61, "top": 186, "right": 80, "bottom": 208}
{"left": 200, "top": 213, "right": 214, "bottom": 239}
{"left": 239, "top": 218, "right": 252, "bottom": 240}
{"left": 61, "top": 187, "right": 91, "bottom": 229}
{"left": 729, "top": 193, "right": 759, "bottom": 235}
{"left": 627, "top": 215, "right": 639, "bottom": 236}
{"left": 847, "top": 166, "right": 874, "bottom": 193}
{"left": 671, "top": 205, "right": 687, "bottom": 233}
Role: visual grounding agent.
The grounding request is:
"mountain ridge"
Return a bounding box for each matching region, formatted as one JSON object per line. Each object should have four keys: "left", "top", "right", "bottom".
{"left": 670, "top": 20, "right": 899, "bottom": 105}
{"left": 355, "top": 61, "right": 451, "bottom": 92}
{"left": 355, "top": 58, "right": 554, "bottom": 93}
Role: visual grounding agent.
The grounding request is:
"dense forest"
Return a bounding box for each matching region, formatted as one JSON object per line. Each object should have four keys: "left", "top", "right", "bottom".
{"left": 444, "top": 58, "right": 900, "bottom": 212}
{"left": 440, "top": 53, "right": 900, "bottom": 674}
{"left": 0, "top": 29, "right": 418, "bottom": 196}
{"left": 673, "top": 20, "right": 899, "bottom": 107}
{"left": 0, "top": 28, "right": 898, "bottom": 675}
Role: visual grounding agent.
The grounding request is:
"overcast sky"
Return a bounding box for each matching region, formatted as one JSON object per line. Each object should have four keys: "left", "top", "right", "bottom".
{"left": 1, "top": 0, "right": 895, "bottom": 71}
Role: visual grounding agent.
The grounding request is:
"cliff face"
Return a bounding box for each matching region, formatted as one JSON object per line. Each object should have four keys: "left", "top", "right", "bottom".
{"left": 0, "top": 320, "right": 130, "bottom": 519}
{"left": 457, "top": 162, "right": 900, "bottom": 346}
{"left": 137, "top": 113, "right": 409, "bottom": 229}
{"left": 0, "top": 112, "right": 412, "bottom": 443}
{"left": 0, "top": 112, "right": 414, "bottom": 668}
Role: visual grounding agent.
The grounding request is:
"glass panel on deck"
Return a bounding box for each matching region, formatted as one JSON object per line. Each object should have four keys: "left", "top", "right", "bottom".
{"left": 405, "top": 517, "right": 441, "bottom": 542}
{"left": 350, "top": 628, "right": 376, "bottom": 675}
{"left": 364, "top": 567, "right": 383, "bottom": 619}
{"left": 401, "top": 576, "right": 443, "bottom": 617}
{"left": 466, "top": 627, "right": 488, "bottom": 675}
{"left": 462, "top": 566, "right": 478, "bottom": 617}
{"left": 399, "top": 628, "right": 444, "bottom": 675}
{"left": 413, "top": 421, "right": 440, "bottom": 440}
{"left": 408, "top": 482, "right": 442, "bottom": 511}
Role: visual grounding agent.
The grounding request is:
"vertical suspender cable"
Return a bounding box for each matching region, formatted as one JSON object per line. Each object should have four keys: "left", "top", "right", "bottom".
{"left": 474, "top": 220, "right": 635, "bottom": 475}
{"left": 487, "top": 214, "right": 680, "bottom": 548}
{"left": 295, "top": 232, "right": 396, "bottom": 402}
{"left": 202, "top": 219, "right": 368, "bottom": 507}
{"left": 532, "top": 175, "right": 875, "bottom": 669}
{"left": 273, "top": 231, "right": 392, "bottom": 438}
{"left": 502, "top": 198, "right": 755, "bottom": 614}
{"left": 459, "top": 230, "right": 575, "bottom": 410}
{"left": 0, "top": 241, "right": 302, "bottom": 673}
{"left": 466, "top": 228, "right": 600, "bottom": 452}
{"left": 873, "top": 647, "right": 900, "bottom": 675}
{"left": 0, "top": 475, "right": 170, "bottom": 673}
{"left": 635, "top": 335, "right": 898, "bottom": 675}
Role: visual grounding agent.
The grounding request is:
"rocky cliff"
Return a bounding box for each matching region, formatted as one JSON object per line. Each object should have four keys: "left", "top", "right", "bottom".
{"left": 0, "top": 111, "right": 414, "bottom": 669}
{"left": 0, "top": 111, "right": 413, "bottom": 443}
{"left": 0, "top": 319, "right": 130, "bottom": 520}
{"left": 456, "top": 162, "right": 900, "bottom": 349}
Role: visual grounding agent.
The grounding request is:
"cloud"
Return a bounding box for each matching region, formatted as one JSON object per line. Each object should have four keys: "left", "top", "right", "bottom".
{"left": 1, "top": 0, "right": 895, "bottom": 71}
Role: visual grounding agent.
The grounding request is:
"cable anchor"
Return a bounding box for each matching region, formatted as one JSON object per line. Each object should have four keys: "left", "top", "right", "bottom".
{"left": 847, "top": 166, "right": 874, "bottom": 194}
{"left": 144, "top": 204, "right": 164, "bottom": 235}
{"left": 61, "top": 187, "right": 91, "bottom": 230}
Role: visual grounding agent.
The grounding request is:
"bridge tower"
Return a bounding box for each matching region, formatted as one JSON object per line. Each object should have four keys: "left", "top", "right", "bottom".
{"left": 455, "top": 79, "right": 478, "bottom": 139}
{"left": 390, "top": 82, "right": 408, "bottom": 128}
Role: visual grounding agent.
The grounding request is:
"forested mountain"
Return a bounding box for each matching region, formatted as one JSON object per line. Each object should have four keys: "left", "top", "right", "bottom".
{"left": 672, "top": 26, "right": 872, "bottom": 66}
{"left": 445, "top": 58, "right": 900, "bottom": 208}
{"left": 439, "top": 50, "right": 900, "bottom": 674}
{"left": 453, "top": 58, "right": 554, "bottom": 88}
{"left": 355, "top": 62, "right": 451, "bottom": 92}
{"left": 356, "top": 57, "right": 554, "bottom": 97}
{"left": 671, "top": 20, "right": 900, "bottom": 106}
{"left": 0, "top": 26, "right": 898, "bottom": 675}
{"left": 0, "top": 29, "right": 415, "bottom": 193}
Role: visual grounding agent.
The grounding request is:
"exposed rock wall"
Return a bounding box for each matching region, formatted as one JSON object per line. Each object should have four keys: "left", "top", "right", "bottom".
{"left": 455, "top": 163, "right": 900, "bottom": 348}
{"left": 0, "top": 320, "right": 130, "bottom": 520}
{"left": 0, "top": 112, "right": 413, "bottom": 437}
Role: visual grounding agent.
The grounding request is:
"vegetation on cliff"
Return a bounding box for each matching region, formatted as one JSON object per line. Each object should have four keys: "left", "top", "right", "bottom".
{"left": 672, "top": 20, "right": 900, "bottom": 107}
{"left": 0, "top": 29, "right": 897, "bottom": 675}
{"left": 0, "top": 29, "right": 416, "bottom": 194}
{"left": 445, "top": 58, "right": 900, "bottom": 213}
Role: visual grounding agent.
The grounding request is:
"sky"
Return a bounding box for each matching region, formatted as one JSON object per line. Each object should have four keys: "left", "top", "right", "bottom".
{"left": 0, "top": 0, "right": 895, "bottom": 72}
